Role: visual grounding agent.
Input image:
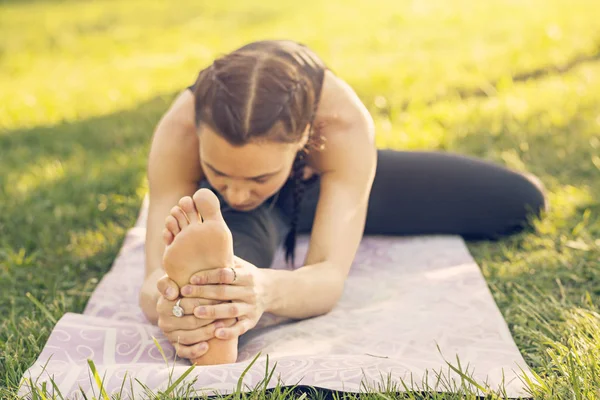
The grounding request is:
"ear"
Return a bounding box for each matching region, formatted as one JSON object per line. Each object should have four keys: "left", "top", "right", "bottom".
{"left": 297, "top": 124, "right": 310, "bottom": 150}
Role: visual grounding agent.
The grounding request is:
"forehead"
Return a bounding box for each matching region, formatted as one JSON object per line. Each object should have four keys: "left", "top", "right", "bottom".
{"left": 199, "top": 126, "right": 294, "bottom": 176}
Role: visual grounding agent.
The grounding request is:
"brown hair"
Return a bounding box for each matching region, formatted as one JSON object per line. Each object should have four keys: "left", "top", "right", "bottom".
{"left": 191, "top": 44, "right": 323, "bottom": 265}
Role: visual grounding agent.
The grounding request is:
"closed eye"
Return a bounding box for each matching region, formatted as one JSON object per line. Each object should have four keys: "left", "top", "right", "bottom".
{"left": 211, "top": 169, "right": 268, "bottom": 183}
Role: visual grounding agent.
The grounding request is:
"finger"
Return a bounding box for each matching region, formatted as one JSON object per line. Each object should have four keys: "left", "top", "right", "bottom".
{"left": 178, "top": 196, "right": 199, "bottom": 224}
{"left": 181, "top": 283, "right": 248, "bottom": 301}
{"left": 190, "top": 267, "right": 238, "bottom": 285}
{"left": 165, "top": 320, "right": 224, "bottom": 345}
{"left": 193, "top": 302, "right": 252, "bottom": 319}
{"left": 157, "top": 297, "right": 221, "bottom": 316}
{"left": 172, "top": 341, "right": 209, "bottom": 360}
{"left": 215, "top": 316, "right": 255, "bottom": 340}
{"left": 158, "top": 314, "right": 214, "bottom": 332}
{"left": 156, "top": 275, "right": 180, "bottom": 301}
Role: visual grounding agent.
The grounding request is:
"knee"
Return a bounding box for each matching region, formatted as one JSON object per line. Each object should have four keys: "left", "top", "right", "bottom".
{"left": 492, "top": 171, "right": 547, "bottom": 238}
{"left": 520, "top": 171, "right": 549, "bottom": 217}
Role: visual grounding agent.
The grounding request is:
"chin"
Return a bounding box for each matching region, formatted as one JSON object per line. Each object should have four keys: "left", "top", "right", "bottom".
{"left": 229, "top": 202, "right": 262, "bottom": 212}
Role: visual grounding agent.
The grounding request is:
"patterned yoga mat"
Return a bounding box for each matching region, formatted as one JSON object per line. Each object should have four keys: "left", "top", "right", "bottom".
{"left": 20, "top": 197, "right": 536, "bottom": 398}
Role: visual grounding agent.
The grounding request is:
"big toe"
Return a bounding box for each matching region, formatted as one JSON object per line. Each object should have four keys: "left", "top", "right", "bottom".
{"left": 193, "top": 189, "right": 223, "bottom": 222}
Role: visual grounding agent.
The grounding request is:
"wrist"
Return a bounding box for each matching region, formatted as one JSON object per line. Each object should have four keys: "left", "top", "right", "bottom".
{"left": 259, "top": 268, "right": 286, "bottom": 314}
{"left": 139, "top": 269, "right": 165, "bottom": 324}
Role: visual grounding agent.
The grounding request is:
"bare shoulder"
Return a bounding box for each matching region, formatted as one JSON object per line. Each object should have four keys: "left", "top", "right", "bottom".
{"left": 314, "top": 70, "right": 374, "bottom": 133}
{"left": 308, "top": 70, "right": 376, "bottom": 174}
{"left": 148, "top": 90, "right": 203, "bottom": 187}
{"left": 157, "top": 90, "right": 198, "bottom": 138}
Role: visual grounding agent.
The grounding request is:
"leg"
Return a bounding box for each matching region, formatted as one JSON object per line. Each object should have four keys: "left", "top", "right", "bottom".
{"left": 295, "top": 149, "right": 547, "bottom": 239}
{"left": 201, "top": 181, "right": 289, "bottom": 269}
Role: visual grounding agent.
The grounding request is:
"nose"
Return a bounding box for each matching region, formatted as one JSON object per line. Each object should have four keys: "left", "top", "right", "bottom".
{"left": 225, "top": 186, "right": 251, "bottom": 207}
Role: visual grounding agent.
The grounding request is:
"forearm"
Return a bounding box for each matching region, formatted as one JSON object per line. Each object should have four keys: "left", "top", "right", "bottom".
{"left": 261, "top": 261, "right": 344, "bottom": 319}
{"left": 139, "top": 268, "right": 165, "bottom": 324}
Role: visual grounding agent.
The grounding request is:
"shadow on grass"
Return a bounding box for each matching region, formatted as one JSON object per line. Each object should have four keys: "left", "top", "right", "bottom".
{"left": 398, "top": 39, "right": 600, "bottom": 110}
{"left": 0, "top": 91, "right": 189, "bottom": 392}
{"left": 0, "top": 91, "right": 184, "bottom": 308}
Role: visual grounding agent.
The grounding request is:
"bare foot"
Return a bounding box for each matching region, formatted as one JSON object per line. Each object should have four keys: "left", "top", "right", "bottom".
{"left": 162, "top": 188, "right": 238, "bottom": 365}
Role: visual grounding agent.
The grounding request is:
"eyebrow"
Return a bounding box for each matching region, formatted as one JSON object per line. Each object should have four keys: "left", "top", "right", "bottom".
{"left": 203, "top": 161, "right": 282, "bottom": 180}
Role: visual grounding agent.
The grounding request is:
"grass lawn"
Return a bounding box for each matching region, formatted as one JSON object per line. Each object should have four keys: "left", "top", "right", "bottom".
{"left": 1, "top": 0, "right": 599, "bottom": 398}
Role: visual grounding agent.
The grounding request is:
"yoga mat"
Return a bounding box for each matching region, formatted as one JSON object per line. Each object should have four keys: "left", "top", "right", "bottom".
{"left": 20, "top": 197, "right": 536, "bottom": 398}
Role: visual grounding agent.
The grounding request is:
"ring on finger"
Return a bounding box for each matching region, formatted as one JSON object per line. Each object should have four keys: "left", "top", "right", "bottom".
{"left": 172, "top": 298, "right": 184, "bottom": 318}
{"left": 230, "top": 267, "right": 237, "bottom": 283}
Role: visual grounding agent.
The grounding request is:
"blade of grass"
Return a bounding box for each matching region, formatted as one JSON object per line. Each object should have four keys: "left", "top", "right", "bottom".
{"left": 86, "top": 359, "right": 110, "bottom": 400}
{"left": 151, "top": 336, "right": 169, "bottom": 366}
{"left": 25, "top": 292, "right": 57, "bottom": 324}
{"left": 236, "top": 352, "right": 262, "bottom": 395}
{"left": 49, "top": 376, "right": 66, "bottom": 400}
{"left": 117, "top": 371, "right": 128, "bottom": 399}
{"left": 78, "top": 386, "right": 89, "bottom": 400}
{"left": 163, "top": 363, "right": 196, "bottom": 396}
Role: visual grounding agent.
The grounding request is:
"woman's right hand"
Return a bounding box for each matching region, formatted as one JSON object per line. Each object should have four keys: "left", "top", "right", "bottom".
{"left": 155, "top": 274, "right": 236, "bottom": 360}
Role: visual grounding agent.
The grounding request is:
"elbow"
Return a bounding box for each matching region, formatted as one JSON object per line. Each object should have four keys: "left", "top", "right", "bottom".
{"left": 309, "top": 282, "right": 344, "bottom": 318}
{"left": 322, "top": 278, "right": 346, "bottom": 315}
{"left": 139, "top": 288, "right": 159, "bottom": 325}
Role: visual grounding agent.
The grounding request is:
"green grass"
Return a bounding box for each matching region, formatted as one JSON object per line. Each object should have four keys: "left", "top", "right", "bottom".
{"left": 1, "top": 0, "right": 599, "bottom": 398}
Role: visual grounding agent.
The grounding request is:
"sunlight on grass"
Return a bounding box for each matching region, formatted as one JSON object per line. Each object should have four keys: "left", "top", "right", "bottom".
{"left": 9, "top": 159, "right": 66, "bottom": 196}
{"left": 1, "top": 0, "right": 600, "bottom": 130}
{"left": 1, "top": 0, "right": 600, "bottom": 398}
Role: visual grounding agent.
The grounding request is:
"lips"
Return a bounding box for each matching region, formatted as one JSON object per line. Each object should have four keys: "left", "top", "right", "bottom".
{"left": 231, "top": 203, "right": 255, "bottom": 211}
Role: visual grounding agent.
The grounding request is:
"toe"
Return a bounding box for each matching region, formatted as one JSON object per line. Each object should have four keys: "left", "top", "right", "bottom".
{"left": 192, "top": 189, "right": 223, "bottom": 222}
{"left": 170, "top": 205, "right": 190, "bottom": 229}
{"left": 165, "top": 215, "right": 180, "bottom": 236}
{"left": 163, "top": 228, "right": 174, "bottom": 246}
{"left": 178, "top": 196, "right": 199, "bottom": 224}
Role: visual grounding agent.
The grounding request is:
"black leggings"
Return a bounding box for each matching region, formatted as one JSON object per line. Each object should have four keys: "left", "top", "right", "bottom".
{"left": 201, "top": 150, "right": 547, "bottom": 269}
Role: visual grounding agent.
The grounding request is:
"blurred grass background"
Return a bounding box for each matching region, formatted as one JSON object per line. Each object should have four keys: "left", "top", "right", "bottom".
{"left": 1, "top": 0, "right": 599, "bottom": 397}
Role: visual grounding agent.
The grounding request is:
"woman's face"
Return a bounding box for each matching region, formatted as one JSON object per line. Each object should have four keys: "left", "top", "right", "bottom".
{"left": 199, "top": 126, "right": 306, "bottom": 211}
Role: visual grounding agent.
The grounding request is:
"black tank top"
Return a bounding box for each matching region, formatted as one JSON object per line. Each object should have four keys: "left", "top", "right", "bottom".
{"left": 187, "top": 40, "right": 329, "bottom": 109}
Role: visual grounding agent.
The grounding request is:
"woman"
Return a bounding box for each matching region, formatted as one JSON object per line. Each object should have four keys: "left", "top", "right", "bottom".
{"left": 139, "top": 39, "right": 546, "bottom": 365}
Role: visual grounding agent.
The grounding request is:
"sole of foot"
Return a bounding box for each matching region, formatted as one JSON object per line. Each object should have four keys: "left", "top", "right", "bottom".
{"left": 163, "top": 188, "right": 238, "bottom": 365}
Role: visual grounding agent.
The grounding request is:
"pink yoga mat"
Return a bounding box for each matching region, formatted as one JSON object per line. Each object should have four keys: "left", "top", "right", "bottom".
{"left": 20, "top": 197, "right": 536, "bottom": 398}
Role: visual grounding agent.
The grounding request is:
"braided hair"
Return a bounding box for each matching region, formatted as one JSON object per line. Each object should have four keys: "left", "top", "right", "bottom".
{"left": 283, "top": 100, "right": 321, "bottom": 267}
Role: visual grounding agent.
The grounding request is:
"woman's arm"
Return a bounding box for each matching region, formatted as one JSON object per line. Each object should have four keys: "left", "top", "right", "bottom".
{"left": 262, "top": 76, "right": 377, "bottom": 319}
{"left": 139, "top": 91, "right": 204, "bottom": 323}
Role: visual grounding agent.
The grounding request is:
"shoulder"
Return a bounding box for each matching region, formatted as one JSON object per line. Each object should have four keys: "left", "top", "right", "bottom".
{"left": 308, "top": 70, "right": 376, "bottom": 175}
{"left": 314, "top": 70, "right": 374, "bottom": 139}
{"left": 158, "top": 90, "right": 197, "bottom": 135}
{"left": 148, "top": 90, "right": 203, "bottom": 182}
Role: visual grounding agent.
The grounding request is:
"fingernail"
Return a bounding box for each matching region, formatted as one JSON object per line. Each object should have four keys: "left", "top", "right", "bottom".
{"left": 197, "top": 342, "right": 208, "bottom": 356}
{"left": 195, "top": 307, "right": 206, "bottom": 316}
{"left": 214, "top": 321, "right": 225, "bottom": 329}
{"left": 166, "top": 288, "right": 177, "bottom": 299}
{"left": 181, "top": 286, "right": 192, "bottom": 296}
{"left": 216, "top": 329, "right": 226, "bottom": 338}
{"left": 190, "top": 276, "right": 199, "bottom": 285}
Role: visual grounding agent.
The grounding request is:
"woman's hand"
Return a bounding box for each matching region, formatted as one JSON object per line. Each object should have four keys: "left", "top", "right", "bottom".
{"left": 155, "top": 274, "right": 236, "bottom": 360}
{"left": 179, "top": 256, "right": 268, "bottom": 340}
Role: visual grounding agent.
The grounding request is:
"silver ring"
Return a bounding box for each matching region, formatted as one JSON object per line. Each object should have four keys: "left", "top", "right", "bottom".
{"left": 230, "top": 267, "right": 237, "bottom": 283}
{"left": 172, "top": 298, "right": 184, "bottom": 318}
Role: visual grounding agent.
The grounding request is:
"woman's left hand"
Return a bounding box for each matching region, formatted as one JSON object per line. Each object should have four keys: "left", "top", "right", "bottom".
{"left": 179, "top": 256, "right": 268, "bottom": 340}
